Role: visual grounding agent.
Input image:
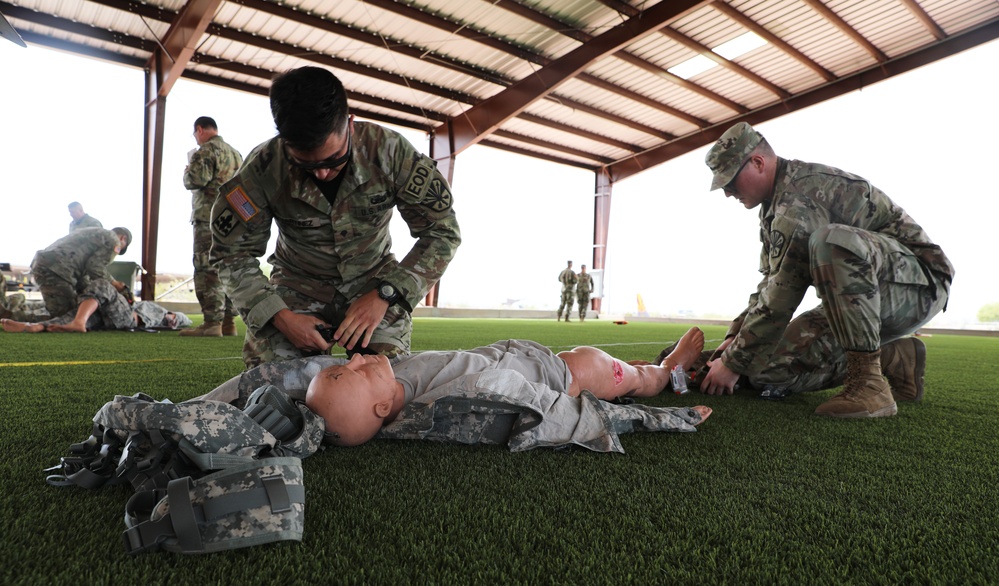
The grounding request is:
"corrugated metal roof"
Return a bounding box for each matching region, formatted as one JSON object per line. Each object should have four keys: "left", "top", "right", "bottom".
{"left": 3, "top": 0, "right": 998, "bottom": 177}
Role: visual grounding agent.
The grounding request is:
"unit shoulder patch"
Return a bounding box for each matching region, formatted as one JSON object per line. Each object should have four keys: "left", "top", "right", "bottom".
{"left": 213, "top": 208, "right": 238, "bottom": 238}
{"left": 424, "top": 177, "right": 452, "bottom": 212}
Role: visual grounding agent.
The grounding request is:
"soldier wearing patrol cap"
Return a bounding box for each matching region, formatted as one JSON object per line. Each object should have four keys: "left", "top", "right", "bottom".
{"left": 699, "top": 122, "right": 954, "bottom": 418}
{"left": 556, "top": 260, "right": 577, "bottom": 321}
{"left": 210, "top": 66, "right": 461, "bottom": 368}
{"left": 27, "top": 226, "right": 132, "bottom": 321}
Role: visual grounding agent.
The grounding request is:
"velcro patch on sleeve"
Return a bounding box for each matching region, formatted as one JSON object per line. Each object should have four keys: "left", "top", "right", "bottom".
{"left": 402, "top": 157, "right": 435, "bottom": 201}
{"left": 225, "top": 185, "right": 260, "bottom": 222}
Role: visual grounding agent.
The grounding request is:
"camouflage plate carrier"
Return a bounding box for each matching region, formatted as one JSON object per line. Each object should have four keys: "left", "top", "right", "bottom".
{"left": 45, "top": 385, "right": 325, "bottom": 554}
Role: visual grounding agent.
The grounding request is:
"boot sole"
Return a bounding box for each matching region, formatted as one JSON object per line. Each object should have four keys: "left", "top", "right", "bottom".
{"left": 817, "top": 403, "right": 898, "bottom": 419}
{"left": 907, "top": 338, "right": 926, "bottom": 402}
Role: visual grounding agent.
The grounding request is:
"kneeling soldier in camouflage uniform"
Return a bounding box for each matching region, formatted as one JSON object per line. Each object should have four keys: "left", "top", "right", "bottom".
{"left": 699, "top": 123, "right": 954, "bottom": 418}
{"left": 29, "top": 227, "right": 132, "bottom": 320}
{"left": 210, "top": 67, "right": 461, "bottom": 368}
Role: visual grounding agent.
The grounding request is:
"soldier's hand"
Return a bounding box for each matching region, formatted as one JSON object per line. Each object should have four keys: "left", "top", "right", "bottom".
{"left": 700, "top": 359, "right": 739, "bottom": 395}
{"left": 335, "top": 290, "right": 389, "bottom": 351}
{"left": 272, "top": 309, "right": 331, "bottom": 352}
{"left": 111, "top": 280, "right": 126, "bottom": 292}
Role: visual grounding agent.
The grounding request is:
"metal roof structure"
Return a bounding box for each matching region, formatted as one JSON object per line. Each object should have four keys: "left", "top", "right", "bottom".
{"left": 3, "top": 0, "right": 998, "bottom": 304}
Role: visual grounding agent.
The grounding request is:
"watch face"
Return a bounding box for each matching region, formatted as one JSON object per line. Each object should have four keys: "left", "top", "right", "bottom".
{"left": 380, "top": 284, "right": 395, "bottom": 298}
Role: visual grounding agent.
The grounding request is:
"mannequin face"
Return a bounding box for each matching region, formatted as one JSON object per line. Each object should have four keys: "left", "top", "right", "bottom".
{"left": 305, "top": 353, "right": 396, "bottom": 446}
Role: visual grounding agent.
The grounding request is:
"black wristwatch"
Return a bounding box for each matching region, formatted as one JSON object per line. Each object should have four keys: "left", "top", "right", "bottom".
{"left": 377, "top": 281, "right": 400, "bottom": 305}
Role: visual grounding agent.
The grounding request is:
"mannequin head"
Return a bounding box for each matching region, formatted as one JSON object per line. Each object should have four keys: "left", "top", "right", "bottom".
{"left": 305, "top": 353, "right": 399, "bottom": 447}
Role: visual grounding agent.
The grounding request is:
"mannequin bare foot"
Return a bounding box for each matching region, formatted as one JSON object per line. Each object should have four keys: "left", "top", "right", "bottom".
{"left": 2, "top": 319, "right": 45, "bottom": 333}
{"left": 691, "top": 405, "right": 712, "bottom": 425}
{"left": 660, "top": 327, "right": 704, "bottom": 372}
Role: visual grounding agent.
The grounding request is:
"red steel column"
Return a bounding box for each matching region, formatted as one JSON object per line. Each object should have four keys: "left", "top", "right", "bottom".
{"left": 592, "top": 169, "right": 612, "bottom": 314}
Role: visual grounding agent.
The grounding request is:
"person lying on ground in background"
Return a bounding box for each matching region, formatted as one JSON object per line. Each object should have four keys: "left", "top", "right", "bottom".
{"left": 2, "top": 279, "right": 190, "bottom": 333}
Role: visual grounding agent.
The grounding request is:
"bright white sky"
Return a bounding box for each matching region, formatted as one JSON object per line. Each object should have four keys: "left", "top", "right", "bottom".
{"left": 1, "top": 38, "right": 996, "bottom": 326}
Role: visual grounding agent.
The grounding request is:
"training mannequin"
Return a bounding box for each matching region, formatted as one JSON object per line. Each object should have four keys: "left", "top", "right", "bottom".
{"left": 306, "top": 328, "right": 710, "bottom": 446}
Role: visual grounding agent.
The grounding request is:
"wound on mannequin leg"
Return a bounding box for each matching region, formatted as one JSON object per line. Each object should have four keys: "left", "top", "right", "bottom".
{"left": 612, "top": 360, "right": 624, "bottom": 385}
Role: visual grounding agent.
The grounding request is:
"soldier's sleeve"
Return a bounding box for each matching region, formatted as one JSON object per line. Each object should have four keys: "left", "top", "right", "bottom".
{"left": 722, "top": 217, "right": 813, "bottom": 375}
{"left": 183, "top": 147, "right": 215, "bottom": 190}
{"left": 726, "top": 253, "right": 768, "bottom": 340}
{"left": 83, "top": 232, "right": 120, "bottom": 284}
{"left": 381, "top": 152, "right": 462, "bottom": 311}
{"left": 210, "top": 174, "right": 285, "bottom": 335}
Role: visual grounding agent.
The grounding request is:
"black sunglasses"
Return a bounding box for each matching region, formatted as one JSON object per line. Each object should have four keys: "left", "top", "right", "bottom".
{"left": 285, "top": 128, "right": 352, "bottom": 171}
{"left": 723, "top": 157, "right": 751, "bottom": 193}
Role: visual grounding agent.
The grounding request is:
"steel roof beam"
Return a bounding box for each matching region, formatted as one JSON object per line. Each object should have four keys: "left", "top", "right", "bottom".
{"left": 434, "top": 0, "right": 706, "bottom": 160}
{"left": 657, "top": 26, "right": 791, "bottom": 99}
{"left": 604, "top": 19, "right": 999, "bottom": 184}
{"left": 47, "top": 0, "right": 655, "bottom": 155}
{"left": 801, "top": 0, "right": 888, "bottom": 63}
{"left": 148, "top": 0, "right": 222, "bottom": 97}
{"left": 711, "top": 1, "right": 835, "bottom": 83}
{"left": 493, "top": 0, "right": 717, "bottom": 125}
{"left": 898, "top": 0, "right": 947, "bottom": 41}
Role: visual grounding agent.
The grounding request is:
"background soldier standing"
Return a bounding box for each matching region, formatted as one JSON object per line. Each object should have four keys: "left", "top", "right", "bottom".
{"left": 67, "top": 201, "right": 102, "bottom": 233}
{"left": 576, "top": 264, "right": 594, "bottom": 321}
{"left": 556, "top": 260, "right": 577, "bottom": 322}
{"left": 181, "top": 116, "right": 243, "bottom": 338}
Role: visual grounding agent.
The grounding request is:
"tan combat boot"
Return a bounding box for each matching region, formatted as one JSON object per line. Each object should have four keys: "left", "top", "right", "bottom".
{"left": 179, "top": 321, "right": 223, "bottom": 337}
{"left": 814, "top": 350, "right": 897, "bottom": 418}
{"left": 880, "top": 337, "right": 926, "bottom": 402}
{"left": 221, "top": 315, "right": 238, "bottom": 337}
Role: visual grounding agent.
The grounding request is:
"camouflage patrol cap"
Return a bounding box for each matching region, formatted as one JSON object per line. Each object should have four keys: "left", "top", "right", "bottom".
{"left": 705, "top": 122, "right": 763, "bottom": 191}
{"left": 112, "top": 227, "right": 132, "bottom": 254}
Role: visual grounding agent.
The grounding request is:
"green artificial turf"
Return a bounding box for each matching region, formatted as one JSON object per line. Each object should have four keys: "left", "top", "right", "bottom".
{"left": 1, "top": 318, "right": 997, "bottom": 584}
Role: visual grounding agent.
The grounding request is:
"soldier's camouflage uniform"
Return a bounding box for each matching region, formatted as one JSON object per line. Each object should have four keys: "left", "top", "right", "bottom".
{"left": 576, "top": 271, "right": 594, "bottom": 319}
{"left": 29, "top": 227, "right": 121, "bottom": 319}
{"left": 69, "top": 213, "right": 103, "bottom": 233}
{"left": 183, "top": 134, "right": 243, "bottom": 324}
{"left": 210, "top": 122, "right": 461, "bottom": 367}
{"left": 197, "top": 340, "right": 706, "bottom": 453}
{"left": 557, "top": 267, "right": 577, "bottom": 319}
{"left": 721, "top": 159, "right": 954, "bottom": 393}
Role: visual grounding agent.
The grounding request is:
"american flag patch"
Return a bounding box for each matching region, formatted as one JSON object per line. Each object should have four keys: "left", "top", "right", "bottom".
{"left": 225, "top": 186, "right": 259, "bottom": 222}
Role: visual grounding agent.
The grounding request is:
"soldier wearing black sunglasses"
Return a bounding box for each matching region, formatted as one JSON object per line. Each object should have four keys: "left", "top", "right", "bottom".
{"left": 210, "top": 67, "right": 462, "bottom": 368}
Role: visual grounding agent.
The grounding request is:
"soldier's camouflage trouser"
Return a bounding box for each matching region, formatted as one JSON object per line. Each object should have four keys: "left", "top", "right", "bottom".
{"left": 557, "top": 289, "right": 574, "bottom": 318}
{"left": 577, "top": 293, "right": 590, "bottom": 319}
{"left": 242, "top": 284, "right": 412, "bottom": 369}
{"left": 192, "top": 221, "right": 236, "bottom": 323}
{"left": 41, "top": 279, "right": 136, "bottom": 330}
{"left": 31, "top": 265, "right": 80, "bottom": 319}
{"left": 747, "top": 224, "right": 949, "bottom": 393}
